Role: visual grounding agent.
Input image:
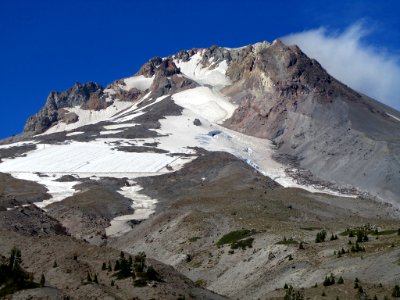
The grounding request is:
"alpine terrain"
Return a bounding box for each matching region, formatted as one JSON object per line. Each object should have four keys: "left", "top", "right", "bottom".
{"left": 1, "top": 40, "right": 400, "bottom": 299}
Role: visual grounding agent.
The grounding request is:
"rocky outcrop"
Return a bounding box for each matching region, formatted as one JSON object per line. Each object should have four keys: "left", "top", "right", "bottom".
{"left": 23, "top": 82, "right": 104, "bottom": 134}
{"left": 223, "top": 40, "right": 400, "bottom": 204}
{"left": 135, "top": 56, "right": 163, "bottom": 77}
{"left": 149, "top": 58, "right": 198, "bottom": 98}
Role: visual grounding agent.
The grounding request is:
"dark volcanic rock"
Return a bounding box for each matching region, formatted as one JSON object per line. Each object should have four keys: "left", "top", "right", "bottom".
{"left": 193, "top": 118, "right": 202, "bottom": 126}
{"left": 0, "top": 143, "right": 36, "bottom": 162}
{"left": 0, "top": 205, "right": 67, "bottom": 236}
{"left": 136, "top": 151, "right": 281, "bottom": 210}
{"left": 136, "top": 56, "right": 163, "bottom": 77}
{"left": 24, "top": 82, "right": 104, "bottom": 134}
{"left": 149, "top": 58, "right": 198, "bottom": 98}
{"left": 0, "top": 172, "right": 50, "bottom": 209}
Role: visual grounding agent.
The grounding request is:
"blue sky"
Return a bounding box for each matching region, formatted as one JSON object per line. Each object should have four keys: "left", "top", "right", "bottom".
{"left": 1, "top": 0, "right": 399, "bottom": 138}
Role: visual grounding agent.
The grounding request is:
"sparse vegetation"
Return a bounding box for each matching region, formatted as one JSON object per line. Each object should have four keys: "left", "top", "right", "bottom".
{"left": 276, "top": 237, "right": 299, "bottom": 245}
{"left": 315, "top": 230, "right": 327, "bottom": 243}
{"left": 0, "top": 247, "right": 40, "bottom": 297}
{"left": 188, "top": 236, "right": 201, "bottom": 242}
{"left": 323, "top": 273, "right": 335, "bottom": 286}
{"left": 284, "top": 285, "right": 304, "bottom": 300}
{"left": 330, "top": 234, "right": 338, "bottom": 241}
{"left": 351, "top": 242, "right": 366, "bottom": 253}
{"left": 216, "top": 229, "right": 256, "bottom": 250}
{"left": 393, "top": 285, "right": 400, "bottom": 297}
{"left": 101, "top": 251, "right": 161, "bottom": 287}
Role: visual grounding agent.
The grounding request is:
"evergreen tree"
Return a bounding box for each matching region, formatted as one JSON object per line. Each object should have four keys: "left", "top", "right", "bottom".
{"left": 114, "top": 260, "right": 120, "bottom": 271}
{"left": 338, "top": 276, "right": 344, "bottom": 284}
{"left": 9, "top": 247, "right": 22, "bottom": 272}
{"left": 284, "top": 283, "right": 288, "bottom": 289}
{"left": 102, "top": 262, "right": 106, "bottom": 271}
{"left": 107, "top": 261, "right": 112, "bottom": 272}
{"left": 87, "top": 273, "right": 92, "bottom": 282}
{"left": 392, "top": 285, "right": 400, "bottom": 297}
{"left": 40, "top": 274, "right": 45, "bottom": 287}
{"left": 93, "top": 274, "right": 98, "bottom": 284}
{"left": 53, "top": 261, "right": 58, "bottom": 268}
{"left": 134, "top": 252, "right": 146, "bottom": 273}
{"left": 315, "top": 230, "right": 327, "bottom": 243}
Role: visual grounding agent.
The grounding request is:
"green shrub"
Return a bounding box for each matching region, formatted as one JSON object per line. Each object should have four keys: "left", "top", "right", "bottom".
{"left": 276, "top": 237, "right": 298, "bottom": 245}
{"left": 216, "top": 229, "right": 256, "bottom": 246}
{"left": 315, "top": 230, "right": 327, "bottom": 243}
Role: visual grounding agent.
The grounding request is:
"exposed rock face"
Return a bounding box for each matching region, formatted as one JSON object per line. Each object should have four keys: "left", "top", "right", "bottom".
{"left": 149, "top": 58, "right": 198, "bottom": 98}
{"left": 136, "top": 56, "right": 163, "bottom": 77}
{"left": 0, "top": 172, "right": 50, "bottom": 209}
{"left": 223, "top": 40, "right": 400, "bottom": 203}
{"left": 23, "top": 82, "right": 103, "bottom": 134}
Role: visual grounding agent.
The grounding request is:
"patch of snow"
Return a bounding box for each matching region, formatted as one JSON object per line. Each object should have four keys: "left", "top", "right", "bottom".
{"left": 172, "top": 86, "right": 236, "bottom": 124}
{"left": 40, "top": 101, "right": 134, "bottom": 135}
{"left": 99, "top": 130, "right": 124, "bottom": 135}
{"left": 121, "top": 75, "right": 154, "bottom": 91}
{"left": 8, "top": 172, "right": 79, "bottom": 209}
{"left": 174, "top": 52, "right": 230, "bottom": 87}
{"left": 66, "top": 131, "right": 84, "bottom": 137}
{"left": 105, "top": 184, "right": 158, "bottom": 237}
{"left": 387, "top": 112, "right": 400, "bottom": 122}
{"left": 0, "top": 141, "right": 37, "bottom": 149}
{"left": 103, "top": 123, "right": 137, "bottom": 130}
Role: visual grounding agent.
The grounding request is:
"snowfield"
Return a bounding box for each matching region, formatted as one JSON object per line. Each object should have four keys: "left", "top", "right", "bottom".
{"left": 121, "top": 75, "right": 154, "bottom": 91}
{"left": 172, "top": 87, "right": 236, "bottom": 123}
{"left": 174, "top": 51, "right": 230, "bottom": 88}
{"left": 0, "top": 141, "right": 178, "bottom": 174}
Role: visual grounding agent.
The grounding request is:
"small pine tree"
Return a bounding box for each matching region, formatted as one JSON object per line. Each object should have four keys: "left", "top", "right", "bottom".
{"left": 40, "top": 274, "right": 45, "bottom": 287}
{"left": 393, "top": 285, "right": 400, "bottom": 297}
{"left": 87, "top": 272, "right": 92, "bottom": 282}
{"left": 53, "top": 261, "right": 58, "bottom": 268}
{"left": 129, "top": 256, "right": 133, "bottom": 267}
{"left": 284, "top": 283, "right": 288, "bottom": 289}
{"left": 338, "top": 276, "right": 344, "bottom": 284}
{"left": 108, "top": 261, "right": 112, "bottom": 272}
{"left": 102, "top": 262, "right": 106, "bottom": 271}
{"left": 93, "top": 274, "right": 98, "bottom": 284}
{"left": 114, "top": 260, "right": 120, "bottom": 271}
{"left": 322, "top": 291, "right": 326, "bottom": 297}
{"left": 299, "top": 242, "right": 305, "bottom": 250}
{"left": 315, "top": 230, "right": 327, "bottom": 243}
{"left": 111, "top": 280, "right": 115, "bottom": 286}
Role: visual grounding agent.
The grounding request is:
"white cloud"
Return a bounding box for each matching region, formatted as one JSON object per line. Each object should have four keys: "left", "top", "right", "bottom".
{"left": 282, "top": 22, "right": 400, "bottom": 110}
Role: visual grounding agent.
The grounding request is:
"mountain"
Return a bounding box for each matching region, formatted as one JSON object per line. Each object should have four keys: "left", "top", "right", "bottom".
{"left": 1, "top": 40, "right": 400, "bottom": 299}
